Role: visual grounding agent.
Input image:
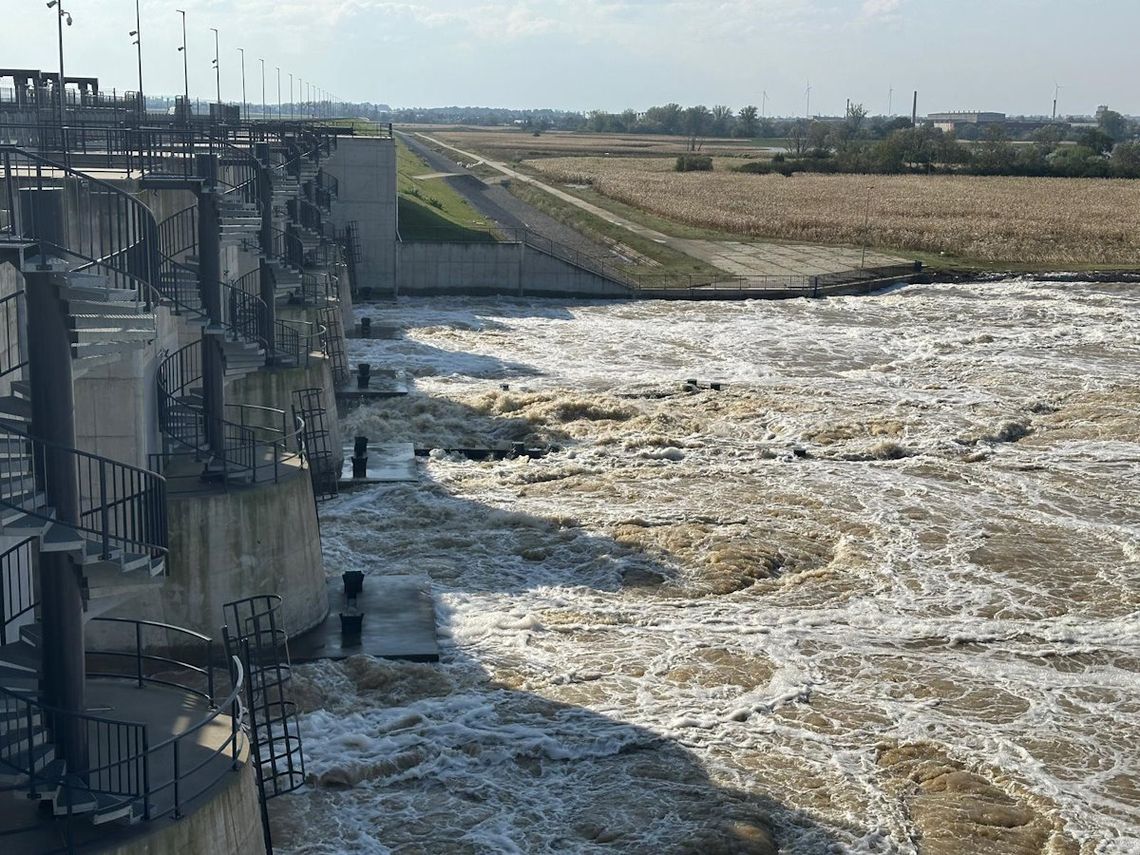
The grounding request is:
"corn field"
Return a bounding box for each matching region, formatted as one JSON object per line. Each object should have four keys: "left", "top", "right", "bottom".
{"left": 526, "top": 156, "right": 1140, "bottom": 266}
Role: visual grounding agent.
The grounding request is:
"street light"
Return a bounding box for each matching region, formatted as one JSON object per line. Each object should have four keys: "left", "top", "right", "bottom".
{"left": 276, "top": 66, "right": 281, "bottom": 120}
{"left": 176, "top": 9, "right": 188, "bottom": 123}
{"left": 46, "top": 0, "right": 72, "bottom": 150}
{"left": 237, "top": 46, "right": 246, "bottom": 121}
{"left": 289, "top": 72, "right": 293, "bottom": 120}
{"left": 259, "top": 58, "right": 265, "bottom": 121}
{"left": 129, "top": 0, "right": 143, "bottom": 116}
{"left": 210, "top": 27, "right": 220, "bottom": 113}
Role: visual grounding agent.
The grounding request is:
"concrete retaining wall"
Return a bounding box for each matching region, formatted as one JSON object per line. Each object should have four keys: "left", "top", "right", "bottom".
{"left": 100, "top": 467, "right": 326, "bottom": 639}
{"left": 73, "top": 306, "right": 180, "bottom": 471}
{"left": 396, "top": 241, "right": 632, "bottom": 299}
{"left": 324, "top": 137, "right": 397, "bottom": 296}
{"left": 106, "top": 754, "right": 265, "bottom": 855}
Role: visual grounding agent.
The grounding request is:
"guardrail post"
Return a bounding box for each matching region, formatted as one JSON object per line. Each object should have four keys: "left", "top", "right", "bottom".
{"left": 135, "top": 621, "right": 144, "bottom": 688}
{"left": 172, "top": 740, "right": 182, "bottom": 819}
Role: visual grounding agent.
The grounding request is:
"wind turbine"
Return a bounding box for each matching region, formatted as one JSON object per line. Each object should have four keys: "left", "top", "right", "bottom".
{"left": 1052, "top": 81, "right": 1062, "bottom": 121}
{"left": 888, "top": 86, "right": 894, "bottom": 116}
{"left": 761, "top": 90, "right": 769, "bottom": 119}
{"left": 805, "top": 81, "right": 812, "bottom": 119}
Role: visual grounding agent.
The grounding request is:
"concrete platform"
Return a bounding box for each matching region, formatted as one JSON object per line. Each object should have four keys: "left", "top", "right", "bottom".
{"left": 0, "top": 678, "right": 248, "bottom": 853}
{"left": 335, "top": 368, "right": 409, "bottom": 404}
{"left": 339, "top": 443, "right": 419, "bottom": 485}
{"left": 289, "top": 575, "right": 439, "bottom": 663}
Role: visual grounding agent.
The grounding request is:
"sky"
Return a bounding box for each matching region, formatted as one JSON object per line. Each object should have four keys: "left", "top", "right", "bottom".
{"left": 2, "top": 0, "right": 1137, "bottom": 116}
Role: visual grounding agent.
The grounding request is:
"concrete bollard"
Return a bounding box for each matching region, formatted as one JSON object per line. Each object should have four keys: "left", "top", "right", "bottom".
{"left": 357, "top": 363, "right": 371, "bottom": 389}
{"left": 360, "top": 317, "right": 372, "bottom": 338}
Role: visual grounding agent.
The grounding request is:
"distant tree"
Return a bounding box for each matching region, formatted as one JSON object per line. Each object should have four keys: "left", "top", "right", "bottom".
{"left": 1078, "top": 127, "right": 1115, "bottom": 155}
{"left": 789, "top": 120, "right": 810, "bottom": 157}
{"left": 710, "top": 105, "right": 735, "bottom": 137}
{"left": 737, "top": 105, "right": 759, "bottom": 138}
{"left": 974, "top": 124, "right": 1017, "bottom": 174}
{"left": 620, "top": 108, "right": 639, "bottom": 133}
{"left": 845, "top": 102, "right": 868, "bottom": 137}
{"left": 1031, "top": 123, "right": 1066, "bottom": 152}
{"left": 807, "top": 120, "right": 831, "bottom": 154}
{"left": 1098, "top": 109, "right": 1128, "bottom": 142}
{"left": 1111, "top": 141, "right": 1140, "bottom": 178}
{"left": 684, "top": 105, "right": 712, "bottom": 151}
{"left": 1049, "top": 145, "right": 1110, "bottom": 178}
{"left": 643, "top": 103, "right": 684, "bottom": 134}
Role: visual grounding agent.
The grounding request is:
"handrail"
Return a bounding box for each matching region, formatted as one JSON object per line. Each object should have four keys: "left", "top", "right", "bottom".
{"left": 0, "top": 291, "right": 27, "bottom": 380}
{"left": 155, "top": 340, "right": 305, "bottom": 487}
{"left": 0, "top": 643, "right": 248, "bottom": 824}
{"left": 1, "top": 145, "right": 160, "bottom": 307}
{"left": 0, "top": 537, "right": 36, "bottom": 645}
{"left": 0, "top": 425, "right": 168, "bottom": 559}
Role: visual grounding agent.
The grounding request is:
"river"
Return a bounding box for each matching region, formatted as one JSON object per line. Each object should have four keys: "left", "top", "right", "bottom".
{"left": 274, "top": 280, "right": 1139, "bottom": 855}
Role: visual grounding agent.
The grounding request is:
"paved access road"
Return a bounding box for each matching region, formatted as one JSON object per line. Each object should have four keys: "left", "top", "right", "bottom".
{"left": 415, "top": 132, "right": 907, "bottom": 278}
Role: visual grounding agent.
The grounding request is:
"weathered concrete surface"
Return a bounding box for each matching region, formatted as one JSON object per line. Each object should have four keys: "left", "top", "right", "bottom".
{"left": 339, "top": 442, "right": 418, "bottom": 485}
{"left": 73, "top": 306, "right": 180, "bottom": 471}
{"left": 324, "top": 136, "right": 398, "bottom": 295}
{"left": 397, "top": 241, "right": 631, "bottom": 298}
{"left": 290, "top": 574, "right": 439, "bottom": 663}
{"left": 228, "top": 354, "right": 343, "bottom": 475}
{"left": 104, "top": 754, "right": 264, "bottom": 855}
{"left": 97, "top": 466, "right": 326, "bottom": 639}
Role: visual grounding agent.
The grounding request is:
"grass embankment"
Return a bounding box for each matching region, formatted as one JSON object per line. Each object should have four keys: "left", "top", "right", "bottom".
{"left": 523, "top": 157, "right": 1140, "bottom": 270}
{"left": 395, "top": 137, "right": 494, "bottom": 242}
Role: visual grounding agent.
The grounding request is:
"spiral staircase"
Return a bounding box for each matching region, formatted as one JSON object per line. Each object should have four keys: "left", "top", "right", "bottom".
{"left": 0, "top": 144, "right": 173, "bottom": 828}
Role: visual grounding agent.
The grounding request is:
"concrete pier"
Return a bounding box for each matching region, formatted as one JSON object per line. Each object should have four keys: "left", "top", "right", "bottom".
{"left": 290, "top": 575, "right": 439, "bottom": 663}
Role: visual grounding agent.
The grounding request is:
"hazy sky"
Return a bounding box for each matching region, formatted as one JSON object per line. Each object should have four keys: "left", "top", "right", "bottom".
{"left": 3, "top": 0, "right": 1136, "bottom": 116}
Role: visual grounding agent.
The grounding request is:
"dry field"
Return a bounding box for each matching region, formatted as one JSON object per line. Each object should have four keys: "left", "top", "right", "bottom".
{"left": 524, "top": 156, "right": 1140, "bottom": 266}
{"left": 415, "top": 127, "right": 774, "bottom": 163}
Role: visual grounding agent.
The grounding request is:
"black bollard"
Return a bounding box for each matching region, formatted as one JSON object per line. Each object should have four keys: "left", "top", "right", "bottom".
{"left": 360, "top": 317, "right": 372, "bottom": 338}
{"left": 352, "top": 435, "right": 369, "bottom": 479}
{"left": 710, "top": 382, "right": 723, "bottom": 391}
{"left": 500, "top": 383, "right": 510, "bottom": 391}
{"left": 357, "top": 363, "right": 371, "bottom": 389}
{"left": 339, "top": 612, "right": 364, "bottom": 639}
{"left": 342, "top": 570, "right": 365, "bottom": 602}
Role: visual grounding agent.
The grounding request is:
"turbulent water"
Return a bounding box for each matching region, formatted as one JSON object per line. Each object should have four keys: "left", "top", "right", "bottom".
{"left": 274, "top": 281, "right": 1140, "bottom": 855}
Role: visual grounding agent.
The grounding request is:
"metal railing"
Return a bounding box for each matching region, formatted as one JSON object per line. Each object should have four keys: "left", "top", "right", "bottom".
{"left": 0, "top": 290, "right": 27, "bottom": 380}
{"left": 0, "top": 426, "right": 168, "bottom": 561}
{"left": 0, "top": 619, "right": 247, "bottom": 829}
{"left": 1, "top": 145, "right": 159, "bottom": 305}
{"left": 155, "top": 340, "right": 306, "bottom": 489}
{"left": 0, "top": 537, "right": 36, "bottom": 645}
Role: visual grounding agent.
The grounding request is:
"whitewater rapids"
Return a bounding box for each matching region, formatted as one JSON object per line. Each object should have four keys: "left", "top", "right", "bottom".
{"left": 273, "top": 280, "right": 1140, "bottom": 855}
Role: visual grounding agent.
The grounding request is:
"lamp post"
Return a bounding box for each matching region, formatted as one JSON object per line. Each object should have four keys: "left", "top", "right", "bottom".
{"left": 46, "top": 0, "right": 72, "bottom": 152}
{"left": 210, "top": 27, "right": 220, "bottom": 115}
{"left": 260, "top": 58, "right": 265, "bottom": 121}
{"left": 129, "top": 0, "right": 143, "bottom": 116}
{"left": 238, "top": 47, "right": 246, "bottom": 122}
{"left": 176, "top": 9, "right": 188, "bottom": 124}
{"left": 289, "top": 73, "right": 294, "bottom": 120}
{"left": 276, "top": 66, "right": 281, "bottom": 120}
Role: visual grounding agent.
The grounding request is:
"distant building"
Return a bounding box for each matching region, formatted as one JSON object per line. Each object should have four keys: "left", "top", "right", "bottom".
{"left": 926, "top": 111, "right": 1007, "bottom": 133}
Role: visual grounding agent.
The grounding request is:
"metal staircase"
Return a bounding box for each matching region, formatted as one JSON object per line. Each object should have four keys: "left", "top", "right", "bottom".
{"left": 0, "top": 144, "right": 176, "bottom": 832}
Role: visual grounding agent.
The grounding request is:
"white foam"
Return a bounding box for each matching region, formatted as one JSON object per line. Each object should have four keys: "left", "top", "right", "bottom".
{"left": 281, "top": 283, "right": 1140, "bottom": 853}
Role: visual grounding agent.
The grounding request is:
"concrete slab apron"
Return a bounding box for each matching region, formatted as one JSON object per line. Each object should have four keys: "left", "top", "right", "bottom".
{"left": 417, "top": 133, "right": 906, "bottom": 279}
